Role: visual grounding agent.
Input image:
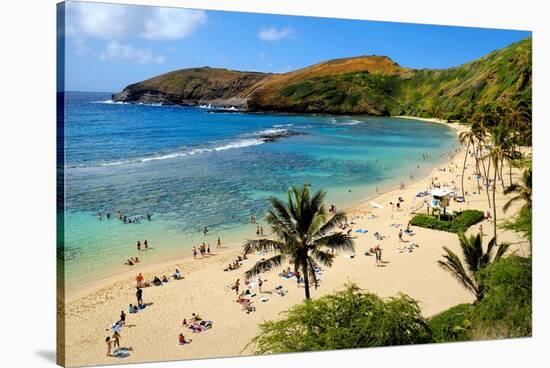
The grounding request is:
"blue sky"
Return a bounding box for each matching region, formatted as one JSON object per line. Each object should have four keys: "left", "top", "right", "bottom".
{"left": 62, "top": 1, "right": 531, "bottom": 92}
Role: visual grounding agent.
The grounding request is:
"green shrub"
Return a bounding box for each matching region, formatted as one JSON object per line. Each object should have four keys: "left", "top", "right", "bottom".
{"left": 428, "top": 304, "right": 473, "bottom": 342}
{"left": 430, "top": 256, "right": 531, "bottom": 342}
{"left": 471, "top": 256, "right": 532, "bottom": 339}
{"left": 249, "top": 284, "right": 432, "bottom": 354}
{"left": 410, "top": 210, "right": 484, "bottom": 233}
{"left": 452, "top": 210, "right": 486, "bottom": 232}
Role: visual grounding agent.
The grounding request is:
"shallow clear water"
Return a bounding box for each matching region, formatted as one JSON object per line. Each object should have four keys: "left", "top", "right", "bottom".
{"left": 61, "top": 91, "right": 458, "bottom": 290}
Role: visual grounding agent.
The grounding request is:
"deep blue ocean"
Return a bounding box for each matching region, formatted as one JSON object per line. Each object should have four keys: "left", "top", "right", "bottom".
{"left": 62, "top": 91, "right": 457, "bottom": 289}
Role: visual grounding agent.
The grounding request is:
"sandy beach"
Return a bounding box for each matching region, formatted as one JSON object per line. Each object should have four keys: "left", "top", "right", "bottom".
{"left": 61, "top": 118, "right": 530, "bottom": 367}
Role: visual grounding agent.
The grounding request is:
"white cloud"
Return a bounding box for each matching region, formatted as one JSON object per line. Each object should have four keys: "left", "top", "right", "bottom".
{"left": 99, "top": 41, "right": 165, "bottom": 64}
{"left": 258, "top": 26, "right": 294, "bottom": 42}
{"left": 140, "top": 7, "right": 207, "bottom": 40}
{"left": 66, "top": 2, "right": 207, "bottom": 41}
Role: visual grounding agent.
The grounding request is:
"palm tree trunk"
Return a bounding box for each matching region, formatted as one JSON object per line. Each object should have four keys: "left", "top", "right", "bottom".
{"left": 461, "top": 140, "right": 470, "bottom": 199}
{"left": 482, "top": 155, "right": 492, "bottom": 208}
{"left": 509, "top": 159, "right": 513, "bottom": 186}
{"left": 492, "top": 159, "right": 498, "bottom": 243}
{"left": 500, "top": 156, "right": 506, "bottom": 191}
{"left": 474, "top": 148, "right": 482, "bottom": 193}
{"left": 302, "top": 260, "right": 310, "bottom": 299}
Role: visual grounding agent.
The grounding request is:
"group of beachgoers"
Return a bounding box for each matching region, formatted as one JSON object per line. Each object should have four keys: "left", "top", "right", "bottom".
{"left": 180, "top": 313, "right": 214, "bottom": 344}
{"left": 97, "top": 210, "right": 152, "bottom": 224}
{"left": 123, "top": 240, "right": 150, "bottom": 266}
{"left": 192, "top": 238, "right": 220, "bottom": 259}
{"left": 104, "top": 285, "right": 145, "bottom": 357}
{"left": 224, "top": 254, "right": 247, "bottom": 271}
{"left": 104, "top": 268, "right": 193, "bottom": 357}
{"left": 249, "top": 216, "right": 266, "bottom": 237}
{"left": 231, "top": 276, "right": 271, "bottom": 313}
{"left": 134, "top": 269, "right": 183, "bottom": 289}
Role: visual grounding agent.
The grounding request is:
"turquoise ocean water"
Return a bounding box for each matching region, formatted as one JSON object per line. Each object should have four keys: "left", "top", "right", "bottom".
{"left": 61, "top": 91, "right": 458, "bottom": 290}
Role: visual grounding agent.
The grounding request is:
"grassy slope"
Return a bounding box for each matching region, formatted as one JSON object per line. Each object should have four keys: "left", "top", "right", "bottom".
{"left": 248, "top": 38, "right": 531, "bottom": 117}
{"left": 113, "top": 38, "right": 531, "bottom": 116}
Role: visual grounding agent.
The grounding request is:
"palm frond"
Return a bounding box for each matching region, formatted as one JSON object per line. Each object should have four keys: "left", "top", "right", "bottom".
{"left": 457, "top": 232, "right": 483, "bottom": 273}
{"left": 503, "top": 183, "right": 520, "bottom": 195}
{"left": 314, "top": 232, "right": 355, "bottom": 253}
{"left": 243, "top": 238, "right": 285, "bottom": 256}
{"left": 244, "top": 254, "right": 286, "bottom": 279}
{"left": 503, "top": 194, "right": 523, "bottom": 213}
{"left": 494, "top": 242, "right": 511, "bottom": 262}
{"left": 316, "top": 211, "right": 346, "bottom": 236}
{"left": 438, "top": 247, "right": 478, "bottom": 298}
{"left": 311, "top": 249, "right": 335, "bottom": 268}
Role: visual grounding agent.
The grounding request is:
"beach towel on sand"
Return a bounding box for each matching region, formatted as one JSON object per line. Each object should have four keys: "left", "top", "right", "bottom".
{"left": 112, "top": 348, "right": 130, "bottom": 358}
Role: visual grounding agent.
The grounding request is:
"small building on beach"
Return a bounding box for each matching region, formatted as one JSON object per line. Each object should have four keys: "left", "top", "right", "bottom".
{"left": 429, "top": 188, "right": 453, "bottom": 216}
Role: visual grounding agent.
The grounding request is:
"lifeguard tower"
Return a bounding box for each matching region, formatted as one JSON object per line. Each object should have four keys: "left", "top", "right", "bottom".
{"left": 429, "top": 188, "right": 453, "bottom": 218}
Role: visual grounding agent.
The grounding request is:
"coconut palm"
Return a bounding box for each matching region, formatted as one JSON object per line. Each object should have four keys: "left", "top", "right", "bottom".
{"left": 438, "top": 233, "right": 509, "bottom": 301}
{"left": 243, "top": 185, "right": 355, "bottom": 299}
{"left": 459, "top": 128, "right": 477, "bottom": 200}
{"left": 470, "top": 113, "right": 491, "bottom": 207}
{"left": 486, "top": 123, "right": 514, "bottom": 242}
{"left": 503, "top": 168, "right": 532, "bottom": 214}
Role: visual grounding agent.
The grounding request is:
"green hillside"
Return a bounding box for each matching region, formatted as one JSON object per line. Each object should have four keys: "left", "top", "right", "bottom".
{"left": 114, "top": 38, "right": 531, "bottom": 121}
{"left": 249, "top": 38, "right": 531, "bottom": 118}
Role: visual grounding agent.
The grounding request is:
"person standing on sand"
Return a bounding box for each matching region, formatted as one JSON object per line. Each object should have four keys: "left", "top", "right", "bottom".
{"left": 260, "top": 226, "right": 264, "bottom": 237}
{"left": 374, "top": 245, "right": 381, "bottom": 266}
{"left": 258, "top": 277, "right": 263, "bottom": 293}
{"left": 217, "top": 237, "right": 221, "bottom": 249}
{"left": 136, "top": 287, "right": 143, "bottom": 306}
{"left": 136, "top": 273, "right": 144, "bottom": 287}
{"left": 207, "top": 244, "right": 211, "bottom": 255}
{"left": 112, "top": 331, "right": 121, "bottom": 349}
{"left": 398, "top": 229, "right": 404, "bottom": 242}
{"left": 192, "top": 246, "right": 197, "bottom": 259}
{"left": 105, "top": 336, "right": 112, "bottom": 356}
{"left": 119, "top": 310, "right": 126, "bottom": 326}
{"left": 136, "top": 241, "right": 141, "bottom": 251}
{"left": 256, "top": 226, "right": 260, "bottom": 236}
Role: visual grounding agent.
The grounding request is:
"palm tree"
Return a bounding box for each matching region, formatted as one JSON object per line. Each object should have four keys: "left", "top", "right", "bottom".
{"left": 438, "top": 233, "right": 509, "bottom": 301}
{"left": 503, "top": 168, "right": 532, "bottom": 214}
{"left": 487, "top": 123, "right": 513, "bottom": 242}
{"left": 243, "top": 185, "right": 355, "bottom": 299}
{"left": 470, "top": 114, "right": 491, "bottom": 207}
{"left": 459, "top": 128, "right": 476, "bottom": 200}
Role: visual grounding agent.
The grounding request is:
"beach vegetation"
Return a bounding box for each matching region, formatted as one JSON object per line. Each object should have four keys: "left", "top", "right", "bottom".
{"left": 428, "top": 303, "right": 473, "bottom": 343}
{"left": 429, "top": 256, "right": 531, "bottom": 342}
{"left": 410, "top": 209, "right": 484, "bottom": 233}
{"left": 503, "top": 168, "right": 532, "bottom": 215}
{"left": 242, "top": 185, "right": 355, "bottom": 299}
{"left": 249, "top": 256, "right": 531, "bottom": 351}
{"left": 470, "top": 255, "right": 532, "bottom": 339}
{"left": 438, "top": 232, "right": 509, "bottom": 301}
{"left": 501, "top": 206, "right": 532, "bottom": 246}
{"left": 249, "top": 283, "right": 431, "bottom": 354}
